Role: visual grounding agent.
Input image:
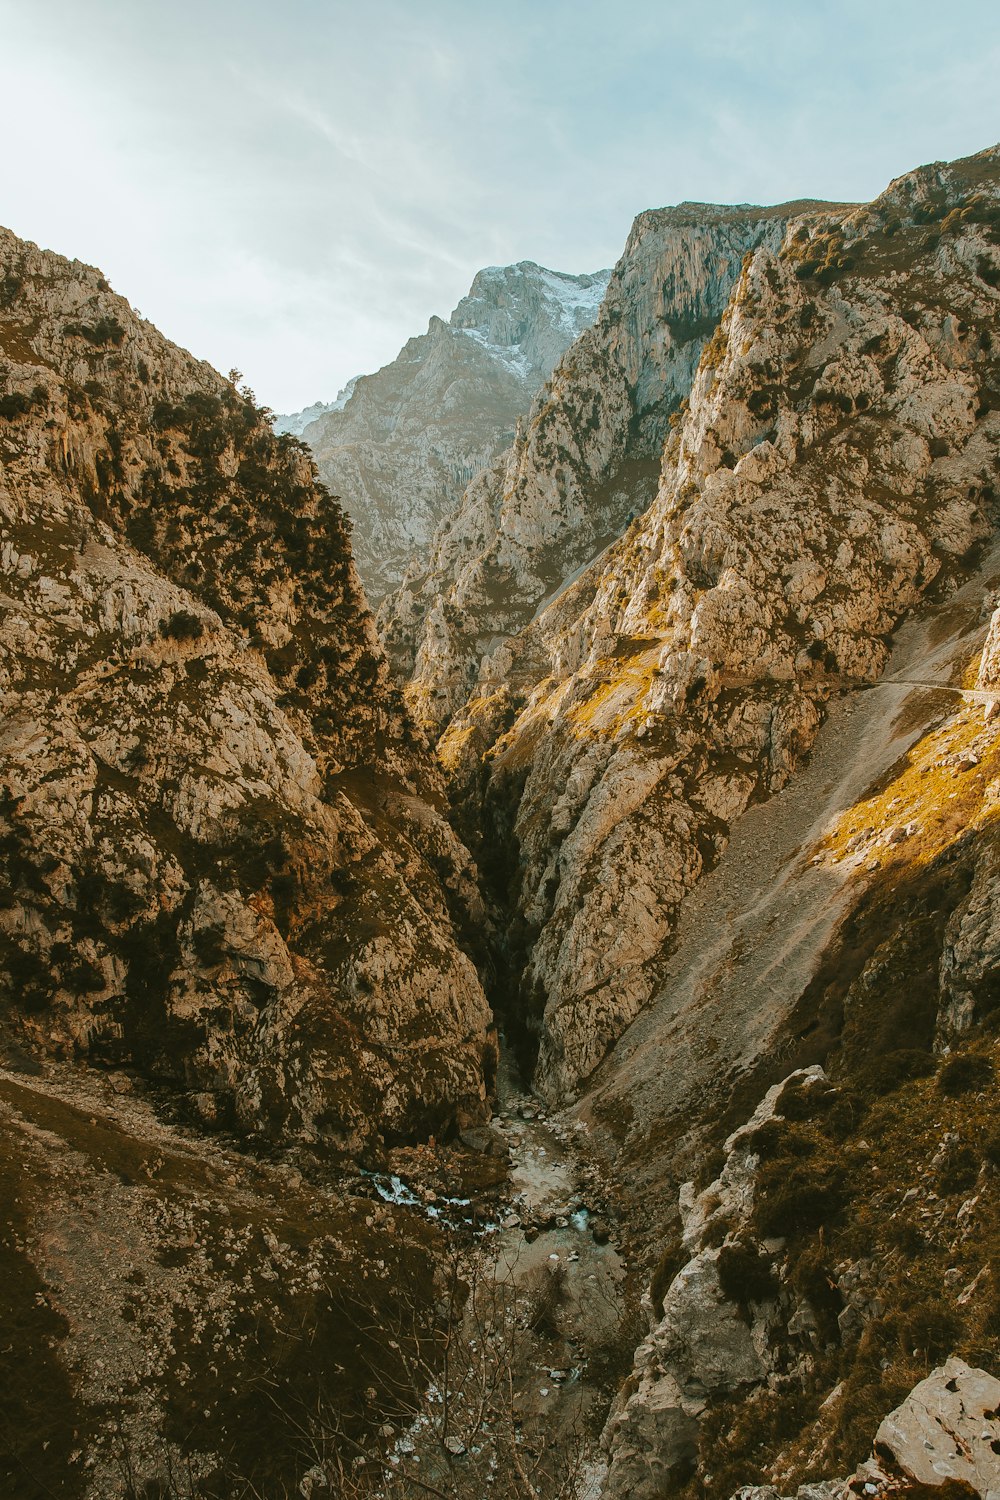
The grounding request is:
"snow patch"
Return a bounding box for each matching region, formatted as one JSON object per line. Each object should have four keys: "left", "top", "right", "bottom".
{"left": 272, "top": 376, "right": 358, "bottom": 436}
{"left": 458, "top": 326, "right": 534, "bottom": 379}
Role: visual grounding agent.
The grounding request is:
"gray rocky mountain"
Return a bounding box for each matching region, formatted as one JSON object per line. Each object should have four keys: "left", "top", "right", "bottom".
{"left": 286, "top": 260, "right": 610, "bottom": 600}
{"left": 272, "top": 379, "right": 357, "bottom": 436}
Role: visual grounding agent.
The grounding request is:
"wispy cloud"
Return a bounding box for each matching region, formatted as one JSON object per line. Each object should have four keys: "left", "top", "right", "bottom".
{"left": 0, "top": 0, "right": 997, "bottom": 409}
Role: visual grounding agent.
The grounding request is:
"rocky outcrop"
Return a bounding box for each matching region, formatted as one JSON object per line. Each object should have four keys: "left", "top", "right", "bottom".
{"left": 0, "top": 224, "right": 493, "bottom": 1149}
{"left": 604, "top": 1033, "right": 1000, "bottom": 1498}
{"left": 726, "top": 1361, "right": 1000, "bottom": 1500}
{"left": 862, "top": 1359, "right": 1000, "bottom": 1496}
{"left": 295, "top": 261, "right": 610, "bottom": 600}
{"left": 440, "top": 145, "right": 1000, "bottom": 1108}
{"left": 383, "top": 200, "right": 842, "bottom": 730}
{"left": 602, "top": 1069, "right": 828, "bottom": 1499}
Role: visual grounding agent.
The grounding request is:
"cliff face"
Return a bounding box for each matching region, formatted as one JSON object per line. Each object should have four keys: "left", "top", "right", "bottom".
{"left": 382, "top": 202, "right": 845, "bottom": 731}
{"left": 0, "top": 225, "right": 493, "bottom": 1152}
{"left": 291, "top": 260, "right": 610, "bottom": 601}
{"left": 391, "top": 145, "right": 1000, "bottom": 1500}
{"left": 435, "top": 147, "right": 1000, "bottom": 1113}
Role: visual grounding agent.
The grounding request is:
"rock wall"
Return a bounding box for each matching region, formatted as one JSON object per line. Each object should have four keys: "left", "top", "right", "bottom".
{"left": 441, "top": 146, "right": 1000, "bottom": 1109}
{"left": 383, "top": 201, "right": 841, "bottom": 732}
{"left": 0, "top": 225, "right": 493, "bottom": 1149}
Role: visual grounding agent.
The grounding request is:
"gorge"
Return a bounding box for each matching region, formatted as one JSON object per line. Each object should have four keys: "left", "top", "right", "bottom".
{"left": 2, "top": 142, "right": 1000, "bottom": 1500}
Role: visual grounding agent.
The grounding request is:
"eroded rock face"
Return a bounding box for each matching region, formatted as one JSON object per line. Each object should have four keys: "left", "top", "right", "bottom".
{"left": 295, "top": 261, "right": 610, "bottom": 601}
{"left": 0, "top": 225, "right": 492, "bottom": 1148}
{"left": 384, "top": 202, "right": 834, "bottom": 731}
{"left": 724, "top": 1365, "right": 1000, "bottom": 1500}
{"left": 602, "top": 1069, "right": 827, "bottom": 1500}
{"left": 442, "top": 145, "right": 1000, "bottom": 1107}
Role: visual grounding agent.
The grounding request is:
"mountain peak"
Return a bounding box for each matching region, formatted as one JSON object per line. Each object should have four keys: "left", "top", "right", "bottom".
{"left": 282, "top": 257, "right": 611, "bottom": 600}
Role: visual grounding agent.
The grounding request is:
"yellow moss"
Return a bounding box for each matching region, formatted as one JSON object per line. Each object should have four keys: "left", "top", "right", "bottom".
{"left": 437, "top": 721, "right": 476, "bottom": 773}
{"left": 822, "top": 688, "right": 1000, "bottom": 876}
{"left": 961, "top": 650, "right": 984, "bottom": 690}
{"left": 565, "top": 645, "right": 663, "bottom": 738}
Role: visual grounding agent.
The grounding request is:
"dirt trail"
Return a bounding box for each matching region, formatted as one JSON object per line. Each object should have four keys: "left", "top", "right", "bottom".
{"left": 577, "top": 547, "right": 1000, "bottom": 1185}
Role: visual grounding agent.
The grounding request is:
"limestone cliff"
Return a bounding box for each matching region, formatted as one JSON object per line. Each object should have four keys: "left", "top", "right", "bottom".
{"left": 382, "top": 201, "right": 846, "bottom": 730}
{"left": 410, "top": 142, "right": 1000, "bottom": 1500}
{"left": 291, "top": 260, "right": 610, "bottom": 600}
{"left": 436, "top": 147, "right": 1000, "bottom": 1114}
{"left": 0, "top": 225, "right": 493, "bottom": 1151}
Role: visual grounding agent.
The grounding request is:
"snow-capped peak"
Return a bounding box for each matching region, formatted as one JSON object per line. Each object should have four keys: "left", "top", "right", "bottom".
{"left": 447, "top": 261, "right": 611, "bottom": 382}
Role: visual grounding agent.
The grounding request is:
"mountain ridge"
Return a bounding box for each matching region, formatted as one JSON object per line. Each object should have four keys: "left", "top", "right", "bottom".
{"left": 279, "top": 257, "right": 611, "bottom": 601}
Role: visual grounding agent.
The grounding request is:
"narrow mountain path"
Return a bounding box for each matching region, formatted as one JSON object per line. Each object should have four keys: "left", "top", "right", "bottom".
{"left": 576, "top": 546, "right": 1000, "bottom": 1186}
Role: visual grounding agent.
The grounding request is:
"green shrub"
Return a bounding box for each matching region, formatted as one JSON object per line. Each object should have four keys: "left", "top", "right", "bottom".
{"left": 749, "top": 1121, "right": 847, "bottom": 1238}
{"left": 791, "top": 1244, "right": 843, "bottom": 1341}
{"left": 159, "top": 610, "right": 204, "bottom": 642}
{"left": 716, "top": 1240, "right": 776, "bottom": 1311}
{"left": 938, "top": 1052, "right": 994, "bottom": 1096}
{"left": 938, "top": 1146, "right": 979, "bottom": 1196}
{"left": 1, "top": 941, "right": 54, "bottom": 1012}
{"left": 871, "top": 1048, "right": 936, "bottom": 1095}
{"left": 774, "top": 1075, "right": 839, "bottom": 1121}
{"left": 885, "top": 1220, "right": 925, "bottom": 1254}
{"left": 0, "top": 271, "right": 22, "bottom": 307}
{"left": 744, "top": 1118, "right": 816, "bottom": 1161}
{"left": 64, "top": 315, "right": 125, "bottom": 345}
{"left": 0, "top": 391, "right": 32, "bottom": 419}
{"left": 901, "top": 1304, "right": 961, "bottom": 1361}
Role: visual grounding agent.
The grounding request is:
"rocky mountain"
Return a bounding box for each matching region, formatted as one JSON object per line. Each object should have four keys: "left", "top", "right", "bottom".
{"left": 0, "top": 226, "right": 494, "bottom": 1154}
{"left": 6, "top": 142, "right": 1000, "bottom": 1500}
{"left": 380, "top": 200, "right": 850, "bottom": 731}
{"left": 429, "top": 149, "right": 999, "bottom": 1101}
{"left": 271, "top": 379, "right": 357, "bottom": 437}
{"left": 420, "top": 143, "right": 1000, "bottom": 1499}
{"left": 287, "top": 260, "right": 611, "bottom": 600}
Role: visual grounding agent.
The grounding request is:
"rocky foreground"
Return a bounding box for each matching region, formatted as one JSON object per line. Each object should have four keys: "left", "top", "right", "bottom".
{"left": 3, "top": 145, "right": 1000, "bottom": 1500}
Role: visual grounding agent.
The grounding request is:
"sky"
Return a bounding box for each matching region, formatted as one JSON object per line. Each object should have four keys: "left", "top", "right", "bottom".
{"left": 0, "top": 0, "right": 997, "bottom": 413}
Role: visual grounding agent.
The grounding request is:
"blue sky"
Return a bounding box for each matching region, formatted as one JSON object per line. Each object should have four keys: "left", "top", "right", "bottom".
{"left": 0, "top": 0, "right": 997, "bottom": 410}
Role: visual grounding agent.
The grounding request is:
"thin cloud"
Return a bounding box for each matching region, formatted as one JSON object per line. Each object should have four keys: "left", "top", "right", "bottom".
{"left": 0, "top": 0, "right": 997, "bottom": 409}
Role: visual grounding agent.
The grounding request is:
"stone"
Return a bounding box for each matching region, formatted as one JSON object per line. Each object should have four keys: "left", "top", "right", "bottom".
{"left": 458, "top": 1125, "right": 494, "bottom": 1153}
{"left": 867, "top": 1358, "right": 1000, "bottom": 1496}
{"left": 591, "top": 1218, "right": 611, "bottom": 1245}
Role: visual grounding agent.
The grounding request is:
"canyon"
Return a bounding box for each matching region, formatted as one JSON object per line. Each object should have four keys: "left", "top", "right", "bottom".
{"left": 2, "top": 142, "right": 1000, "bottom": 1500}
